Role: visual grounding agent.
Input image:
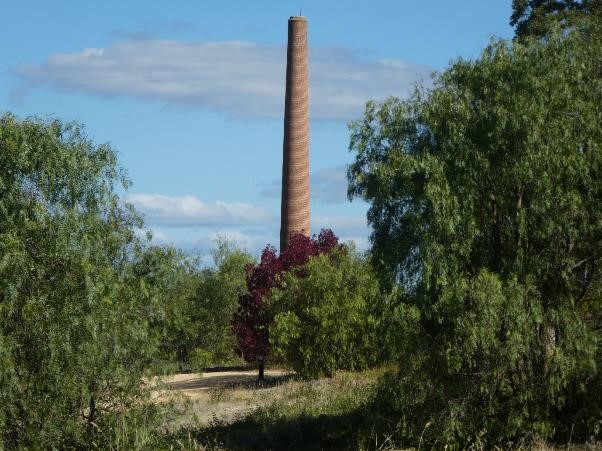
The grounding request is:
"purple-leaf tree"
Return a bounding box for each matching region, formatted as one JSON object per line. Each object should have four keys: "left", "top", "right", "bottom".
{"left": 232, "top": 229, "right": 340, "bottom": 380}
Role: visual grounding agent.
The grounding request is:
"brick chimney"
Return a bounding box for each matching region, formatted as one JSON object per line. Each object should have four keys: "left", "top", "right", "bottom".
{"left": 280, "top": 16, "right": 310, "bottom": 251}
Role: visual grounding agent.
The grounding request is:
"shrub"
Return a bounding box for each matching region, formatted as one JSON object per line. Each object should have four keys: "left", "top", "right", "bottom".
{"left": 187, "top": 348, "right": 214, "bottom": 372}
{"left": 269, "top": 247, "right": 381, "bottom": 378}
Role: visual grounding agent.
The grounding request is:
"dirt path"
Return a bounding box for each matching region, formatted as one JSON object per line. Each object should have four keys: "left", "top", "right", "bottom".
{"left": 151, "top": 369, "right": 292, "bottom": 427}
{"left": 158, "top": 369, "right": 287, "bottom": 395}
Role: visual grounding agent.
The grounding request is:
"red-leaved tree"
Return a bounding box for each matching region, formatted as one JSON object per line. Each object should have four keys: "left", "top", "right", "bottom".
{"left": 232, "top": 229, "right": 340, "bottom": 379}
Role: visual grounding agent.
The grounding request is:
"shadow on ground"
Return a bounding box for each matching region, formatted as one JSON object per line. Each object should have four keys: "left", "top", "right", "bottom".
{"left": 178, "top": 408, "right": 377, "bottom": 451}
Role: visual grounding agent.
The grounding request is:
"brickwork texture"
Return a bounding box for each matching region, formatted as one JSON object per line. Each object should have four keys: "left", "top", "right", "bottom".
{"left": 280, "top": 16, "right": 310, "bottom": 251}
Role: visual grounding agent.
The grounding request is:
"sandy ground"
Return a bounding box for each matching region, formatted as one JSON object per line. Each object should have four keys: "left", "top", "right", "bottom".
{"left": 157, "top": 369, "right": 287, "bottom": 395}
{"left": 150, "top": 369, "right": 291, "bottom": 427}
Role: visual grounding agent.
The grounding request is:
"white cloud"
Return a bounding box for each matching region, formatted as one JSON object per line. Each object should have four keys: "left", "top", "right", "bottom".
{"left": 18, "top": 39, "right": 431, "bottom": 120}
{"left": 125, "top": 193, "right": 274, "bottom": 227}
{"left": 131, "top": 211, "right": 370, "bottom": 258}
{"left": 150, "top": 227, "right": 277, "bottom": 259}
{"left": 204, "top": 229, "right": 275, "bottom": 255}
{"left": 147, "top": 227, "right": 170, "bottom": 243}
{"left": 150, "top": 224, "right": 369, "bottom": 257}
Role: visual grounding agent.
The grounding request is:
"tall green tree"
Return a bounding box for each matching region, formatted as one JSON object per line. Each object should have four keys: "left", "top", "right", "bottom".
{"left": 348, "top": 22, "right": 601, "bottom": 446}
{"left": 511, "top": 0, "right": 601, "bottom": 38}
{"left": 0, "top": 114, "right": 168, "bottom": 447}
{"left": 192, "top": 238, "right": 254, "bottom": 366}
{"left": 133, "top": 244, "right": 200, "bottom": 368}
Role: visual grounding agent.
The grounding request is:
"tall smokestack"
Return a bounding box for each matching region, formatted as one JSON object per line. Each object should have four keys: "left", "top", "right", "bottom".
{"left": 280, "top": 16, "right": 310, "bottom": 251}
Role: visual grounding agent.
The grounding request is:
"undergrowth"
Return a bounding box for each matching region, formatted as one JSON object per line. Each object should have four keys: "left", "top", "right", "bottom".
{"left": 98, "top": 369, "right": 602, "bottom": 450}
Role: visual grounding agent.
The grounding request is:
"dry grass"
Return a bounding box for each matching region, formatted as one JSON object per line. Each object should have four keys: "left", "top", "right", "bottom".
{"left": 143, "top": 368, "right": 601, "bottom": 450}
{"left": 149, "top": 369, "right": 292, "bottom": 428}
{"left": 161, "top": 368, "right": 384, "bottom": 450}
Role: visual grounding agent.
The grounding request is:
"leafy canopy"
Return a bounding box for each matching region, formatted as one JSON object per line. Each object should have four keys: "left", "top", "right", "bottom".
{"left": 511, "top": 0, "right": 602, "bottom": 38}
{"left": 348, "top": 21, "right": 601, "bottom": 446}
{"left": 192, "top": 238, "right": 254, "bottom": 366}
{"left": 269, "top": 246, "right": 380, "bottom": 379}
{"left": 232, "top": 230, "right": 340, "bottom": 364}
{"left": 0, "top": 114, "right": 173, "bottom": 447}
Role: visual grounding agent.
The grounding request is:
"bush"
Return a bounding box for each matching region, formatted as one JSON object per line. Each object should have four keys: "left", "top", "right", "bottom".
{"left": 135, "top": 244, "right": 201, "bottom": 372}
{"left": 269, "top": 247, "right": 381, "bottom": 379}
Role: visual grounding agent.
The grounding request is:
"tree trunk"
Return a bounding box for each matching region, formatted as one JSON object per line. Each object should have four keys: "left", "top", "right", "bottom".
{"left": 258, "top": 356, "right": 265, "bottom": 383}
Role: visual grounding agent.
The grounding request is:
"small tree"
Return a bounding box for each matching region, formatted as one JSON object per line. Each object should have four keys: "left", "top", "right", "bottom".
{"left": 134, "top": 244, "right": 200, "bottom": 370}
{"left": 232, "top": 229, "right": 340, "bottom": 380}
{"left": 192, "top": 238, "right": 254, "bottom": 367}
{"left": 269, "top": 246, "right": 380, "bottom": 379}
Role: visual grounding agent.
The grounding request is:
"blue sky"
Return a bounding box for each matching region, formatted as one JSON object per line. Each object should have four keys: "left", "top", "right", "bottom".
{"left": 1, "top": 1, "right": 514, "bottom": 262}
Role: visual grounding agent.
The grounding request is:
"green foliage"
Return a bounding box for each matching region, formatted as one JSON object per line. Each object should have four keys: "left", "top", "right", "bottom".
{"left": 191, "top": 238, "right": 253, "bottom": 366}
{"left": 134, "top": 245, "right": 200, "bottom": 370}
{"left": 186, "top": 348, "right": 214, "bottom": 372}
{"left": 511, "top": 0, "right": 602, "bottom": 39}
{"left": 0, "top": 114, "right": 171, "bottom": 447}
{"left": 348, "top": 22, "right": 602, "bottom": 447}
{"left": 269, "top": 247, "right": 381, "bottom": 379}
